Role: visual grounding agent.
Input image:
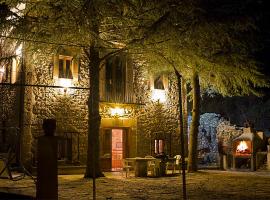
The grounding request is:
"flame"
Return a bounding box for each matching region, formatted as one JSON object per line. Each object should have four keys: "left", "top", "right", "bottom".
{"left": 236, "top": 141, "right": 249, "bottom": 154}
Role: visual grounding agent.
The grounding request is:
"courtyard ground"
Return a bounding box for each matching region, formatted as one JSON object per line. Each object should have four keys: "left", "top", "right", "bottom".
{"left": 0, "top": 170, "right": 270, "bottom": 200}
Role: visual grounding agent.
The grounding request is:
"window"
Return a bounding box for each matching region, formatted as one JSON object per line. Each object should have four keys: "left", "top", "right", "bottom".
{"left": 154, "top": 75, "right": 164, "bottom": 90}
{"left": 104, "top": 56, "right": 126, "bottom": 101}
{"left": 0, "top": 66, "right": 6, "bottom": 83}
{"left": 151, "top": 74, "right": 168, "bottom": 103}
{"left": 59, "top": 56, "right": 73, "bottom": 79}
{"left": 53, "top": 54, "right": 79, "bottom": 82}
{"left": 150, "top": 74, "right": 168, "bottom": 90}
{"left": 0, "top": 57, "right": 19, "bottom": 84}
{"left": 100, "top": 54, "right": 134, "bottom": 103}
{"left": 154, "top": 139, "right": 165, "bottom": 154}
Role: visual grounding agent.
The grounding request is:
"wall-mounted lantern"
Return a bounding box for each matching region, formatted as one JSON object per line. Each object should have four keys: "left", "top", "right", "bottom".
{"left": 0, "top": 66, "right": 5, "bottom": 83}
{"left": 151, "top": 89, "right": 166, "bottom": 103}
{"left": 58, "top": 78, "right": 72, "bottom": 94}
{"left": 110, "top": 107, "right": 125, "bottom": 117}
{"left": 15, "top": 44, "right": 22, "bottom": 57}
{"left": 99, "top": 103, "right": 135, "bottom": 118}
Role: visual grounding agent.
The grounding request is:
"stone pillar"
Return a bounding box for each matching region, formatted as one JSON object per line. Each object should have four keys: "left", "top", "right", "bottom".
{"left": 36, "top": 119, "right": 58, "bottom": 200}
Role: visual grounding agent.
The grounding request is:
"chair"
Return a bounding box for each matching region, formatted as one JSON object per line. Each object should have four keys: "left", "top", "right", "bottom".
{"left": 145, "top": 156, "right": 161, "bottom": 177}
{"left": 165, "top": 159, "right": 176, "bottom": 174}
{"left": 173, "top": 155, "right": 181, "bottom": 173}
{"left": 122, "top": 159, "right": 133, "bottom": 177}
{"left": 0, "top": 127, "right": 35, "bottom": 182}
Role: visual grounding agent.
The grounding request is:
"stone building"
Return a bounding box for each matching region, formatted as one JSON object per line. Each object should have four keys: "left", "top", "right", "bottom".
{"left": 0, "top": 46, "right": 182, "bottom": 172}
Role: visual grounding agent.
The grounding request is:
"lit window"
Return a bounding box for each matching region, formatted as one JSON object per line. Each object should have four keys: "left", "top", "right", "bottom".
{"left": 154, "top": 75, "right": 164, "bottom": 90}
{"left": 0, "top": 66, "right": 5, "bottom": 83}
{"left": 0, "top": 57, "right": 19, "bottom": 84}
{"left": 150, "top": 74, "right": 168, "bottom": 103}
{"left": 53, "top": 54, "right": 79, "bottom": 82}
{"left": 155, "top": 139, "right": 165, "bottom": 154}
{"left": 59, "top": 56, "right": 73, "bottom": 79}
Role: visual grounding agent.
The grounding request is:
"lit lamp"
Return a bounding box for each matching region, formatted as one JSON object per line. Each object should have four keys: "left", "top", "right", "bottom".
{"left": 58, "top": 78, "right": 72, "bottom": 94}
{"left": 110, "top": 107, "right": 125, "bottom": 117}
{"left": 151, "top": 89, "right": 166, "bottom": 103}
{"left": 15, "top": 44, "right": 22, "bottom": 57}
{"left": 0, "top": 66, "right": 5, "bottom": 83}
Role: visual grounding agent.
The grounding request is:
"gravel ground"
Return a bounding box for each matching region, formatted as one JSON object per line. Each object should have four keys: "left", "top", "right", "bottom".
{"left": 0, "top": 170, "right": 270, "bottom": 200}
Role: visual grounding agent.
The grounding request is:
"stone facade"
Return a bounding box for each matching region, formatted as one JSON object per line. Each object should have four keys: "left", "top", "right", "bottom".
{"left": 1, "top": 49, "right": 182, "bottom": 170}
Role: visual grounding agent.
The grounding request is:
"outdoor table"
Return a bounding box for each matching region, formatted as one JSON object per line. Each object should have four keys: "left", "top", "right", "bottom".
{"left": 125, "top": 157, "right": 156, "bottom": 177}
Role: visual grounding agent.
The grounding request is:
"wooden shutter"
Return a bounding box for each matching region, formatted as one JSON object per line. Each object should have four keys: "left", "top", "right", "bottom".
{"left": 162, "top": 74, "right": 168, "bottom": 90}
{"left": 72, "top": 57, "right": 79, "bottom": 82}
{"left": 125, "top": 56, "right": 134, "bottom": 103}
{"left": 99, "top": 61, "right": 106, "bottom": 101}
{"left": 53, "top": 55, "right": 59, "bottom": 80}
{"left": 11, "top": 57, "right": 18, "bottom": 83}
{"left": 149, "top": 74, "right": 154, "bottom": 90}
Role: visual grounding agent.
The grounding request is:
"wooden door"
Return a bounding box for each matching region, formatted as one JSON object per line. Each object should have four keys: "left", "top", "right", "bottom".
{"left": 100, "top": 129, "right": 112, "bottom": 171}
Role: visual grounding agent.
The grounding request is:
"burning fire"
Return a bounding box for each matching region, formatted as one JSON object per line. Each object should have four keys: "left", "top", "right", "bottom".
{"left": 236, "top": 141, "right": 250, "bottom": 154}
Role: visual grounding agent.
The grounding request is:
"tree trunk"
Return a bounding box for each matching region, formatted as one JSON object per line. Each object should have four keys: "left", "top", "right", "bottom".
{"left": 181, "top": 78, "right": 188, "bottom": 157}
{"left": 84, "top": 42, "right": 103, "bottom": 178}
{"left": 84, "top": 3, "right": 103, "bottom": 176}
{"left": 187, "top": 71, "right": 200, "bottom": 172}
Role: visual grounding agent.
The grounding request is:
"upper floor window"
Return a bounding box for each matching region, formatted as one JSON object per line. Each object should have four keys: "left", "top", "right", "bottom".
{"left": 100, "top": 54, "right": 134, "bottom": 103}
{"left": 154, "top": 75, "right": 165, "bottom": 90}
{"left": 105, "top": 56, "right": 125, "bottom": 98}
{"left": 53, "top": 54, "right": 79, "bottom": 82}
{"left": 150, "top": 74, "right": 168, "bottom": 103}
{"left": 0, "top": 57, "right": 19, "bottom": 84}
{"left": 59, "top": 55, "right": 73, "bottom": 79}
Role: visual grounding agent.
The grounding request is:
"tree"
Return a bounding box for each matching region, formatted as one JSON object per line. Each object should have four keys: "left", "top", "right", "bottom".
{"left": 128, "top": 0, "right": 269, "bottom": 172}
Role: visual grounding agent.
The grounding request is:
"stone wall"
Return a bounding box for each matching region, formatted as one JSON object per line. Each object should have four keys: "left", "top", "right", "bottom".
{"left": 24, "top": 51, "right": 89, "bottom": 165}
{"left": 135, "top": 69, "right": 180, "bottom": 157}
{"left": 1, "top": 49, "right": 183, "bottom": 166}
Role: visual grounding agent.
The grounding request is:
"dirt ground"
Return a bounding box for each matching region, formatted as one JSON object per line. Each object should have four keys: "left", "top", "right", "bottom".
{"left": 0, "top": 170, "right": 270, "bottom": 200}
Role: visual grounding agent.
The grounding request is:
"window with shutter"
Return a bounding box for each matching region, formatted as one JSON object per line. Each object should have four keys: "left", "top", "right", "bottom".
{"left": 0, "top": 66, "right": 5, "bottom": 83}
{"left": 59, "top": 55, "right": 73, "bottom": 79}
{"left": 104, "top": 55, "right": 128, "bottom": 103}
{"left": 53, "top": 54, "right": 79, "bottom": 82}
{"left": 150, "top": 74, "right": 168, "bottom": 103}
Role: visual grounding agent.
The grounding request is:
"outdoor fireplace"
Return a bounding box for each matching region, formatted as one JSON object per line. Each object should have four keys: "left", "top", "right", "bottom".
{"left": 232, "top": 127, "right": 263, "bottom": 171}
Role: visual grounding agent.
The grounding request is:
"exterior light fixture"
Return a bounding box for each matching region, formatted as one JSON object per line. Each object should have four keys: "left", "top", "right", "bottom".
{"left": 110, "top": 107, "right": 125, "bottom": 117}
{"left": 151, "top": 89, "right": 166, "bottom": 103}
{"left": 0, "top": 66, "right": 5, "bottom": 83}
{"left": 15, "top": 44, "right": 22, "bottom": 57}
{"left": 99, "top": 103, "right": 135, "bottom": 118}
{"left": 58, "top": 78, "right": 72, "bottom": 94}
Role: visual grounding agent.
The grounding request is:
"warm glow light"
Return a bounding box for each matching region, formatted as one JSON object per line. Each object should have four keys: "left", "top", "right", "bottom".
{"left": 15, "top": 44, "right": 22, "bottom": 56}
{"left": 58, "top": 78, "right": 72, "bottom": 94}
{"left": 236, "top": 141, "right": 249, "bottom": 154}
{"left": 0, "top": 67, "right": 5, "bottom": 73}
{"left": 110, "top": 107, "right": 125, "bottom": 117}
{"left": 0, "top": 66, "right": 5, "bottom": 83}
{"left": 151, "top": 89, "right": 166, "bottom": 103}
{"left": 58, "top": 78, "right": 72, "bottom": 88}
